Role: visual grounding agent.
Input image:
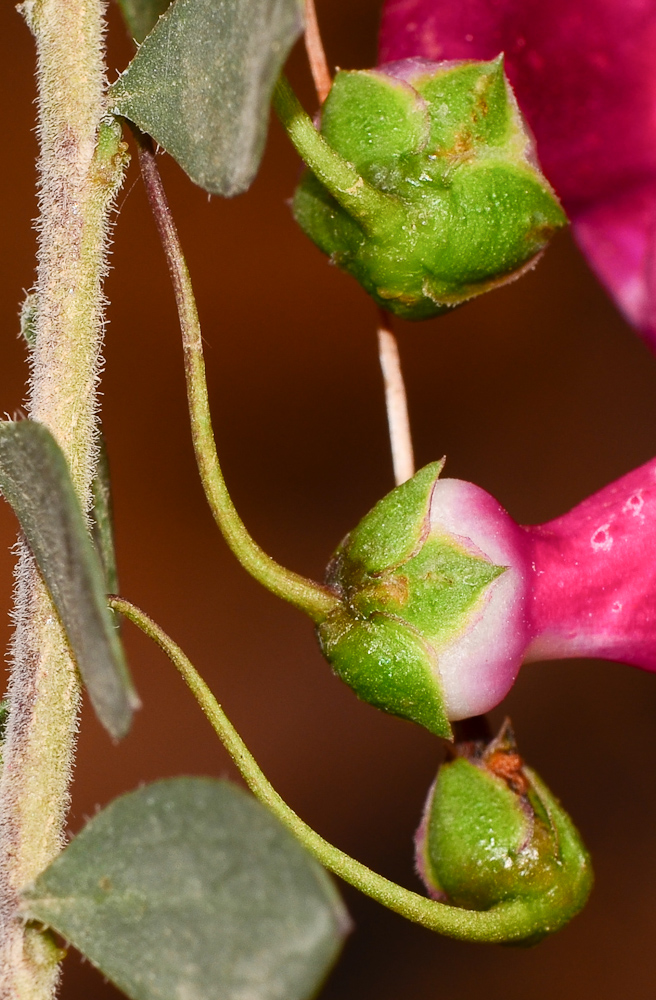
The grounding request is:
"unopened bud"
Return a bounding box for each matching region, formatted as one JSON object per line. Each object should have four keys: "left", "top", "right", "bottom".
{"left": 415, "top": 721, "right": 592, "bottom": 941}
{"left": 294, "top": 57, "right": 566, "bottom": 320}
{"left": 317, "top": 462, "right": 522, "bottom": 736}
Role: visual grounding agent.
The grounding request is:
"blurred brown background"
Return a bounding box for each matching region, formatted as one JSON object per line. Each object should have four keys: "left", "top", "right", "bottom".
{"left": 3, "top": 1, "right": 656, "bottom": 996}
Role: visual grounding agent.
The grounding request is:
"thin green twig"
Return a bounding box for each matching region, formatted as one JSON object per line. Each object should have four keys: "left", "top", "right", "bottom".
{"left": 134, "top": 132, "right": 339, "bottom": 624}
{"left": 110, "top": 594, "right": 563, "bottom": 945}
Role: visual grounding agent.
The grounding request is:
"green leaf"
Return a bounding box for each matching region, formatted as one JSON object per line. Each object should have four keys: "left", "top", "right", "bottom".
{"left": 114, "top": 0, "right": 172, "bottom": 45}
{"left": 23, "top": 778, "right": 348, "bottom": 1000}
{"left": 109, "top": 0, "right": 305, "bottom": 196}
{"left": 91, "top": 434, "right": 119, "bottom": 597}
{"left": 0, "top": 422, "right": 138, "bottom": 739}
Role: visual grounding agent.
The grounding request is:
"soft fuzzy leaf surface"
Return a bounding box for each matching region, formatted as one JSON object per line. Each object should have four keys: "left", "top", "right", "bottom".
{"left": 23, "top": 778, "right": 347, "bottom": 1000}
{"left": 110, "top": 0, "right": 304, "bottom": 195}
{"left": 0, "top": 422, "right": 137, "bottom": 739}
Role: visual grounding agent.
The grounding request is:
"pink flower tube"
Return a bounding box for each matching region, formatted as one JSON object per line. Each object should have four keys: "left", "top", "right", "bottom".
{"left": 525, "top": 459, "right": 656, "bottom": 669}
{"left": 378, "top": 0, "right": 656, "bottom": 348}
{"left": 434, "top": 456, "right": 656, "bottom": 719}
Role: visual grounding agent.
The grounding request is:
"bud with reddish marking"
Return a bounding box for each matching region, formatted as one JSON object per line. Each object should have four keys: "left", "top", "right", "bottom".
{"left": 415, "top": 720, "right": 593, "bottom": 940}
{"left": 293, "top": 57, "right": 566, "bottom": 320}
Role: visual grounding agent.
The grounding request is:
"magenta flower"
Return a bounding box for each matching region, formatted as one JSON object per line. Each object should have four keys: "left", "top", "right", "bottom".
{"left": 526, "top": 459, "right": 656, "bottom": 669}
{"left": 378, "top": 0, "right": 656, "bottom": 348}
{"left": 429, "top": 458, "right": 656, "bottom": 720}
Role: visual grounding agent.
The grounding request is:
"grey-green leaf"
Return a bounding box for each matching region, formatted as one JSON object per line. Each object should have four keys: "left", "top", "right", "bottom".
{"left": 0, "top": 422, "right": 138, "bottom": 739}
{"left": 91, "top": 434, "right": 119, "bottom": 597}
{"left": 115, "top": 0, "right": 172, "bottom": 45}
{"left": 109, "top": 0, "right": 304, "bottom": 196}
{"left": 23, "top": 778, "right": 348, "bottom": 1000}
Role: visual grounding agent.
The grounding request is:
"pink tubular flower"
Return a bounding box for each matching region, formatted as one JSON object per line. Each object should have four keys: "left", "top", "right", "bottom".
{"left": 431, "top": 457, "right": 656, "bottom": 719}
{"left": 319, "top": 457, "right": 656, "bottom": 731}
{"left": 525, "top": 460, "right": 656, "bottom": 669}
{"left": 378, "top": 0, "right": 656, "bottom": 348}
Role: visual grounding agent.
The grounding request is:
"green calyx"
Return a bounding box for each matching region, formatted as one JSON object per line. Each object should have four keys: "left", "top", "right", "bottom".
{"left": 418, "top": 722, "right": 593, "bottom": 941}
{"left": 290, "top": 58, "right": 567, "bottom": 320}
{"left": 317, "top": 462, "right": 504, "bottom": 738}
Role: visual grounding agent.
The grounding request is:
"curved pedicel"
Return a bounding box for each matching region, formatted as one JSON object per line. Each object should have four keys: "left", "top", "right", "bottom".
{"left": 321, "top": 457, "right": 656, "bottom": 734}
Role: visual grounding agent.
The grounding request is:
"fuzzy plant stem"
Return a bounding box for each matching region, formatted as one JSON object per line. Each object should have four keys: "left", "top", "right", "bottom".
{"left": 135, "top": 134, "right": 339, "bottom": 623}
{"left": 0, "top": 0, "right": 127, "bottom": 994}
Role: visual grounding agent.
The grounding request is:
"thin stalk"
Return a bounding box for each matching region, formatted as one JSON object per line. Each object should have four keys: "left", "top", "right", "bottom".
{"left": 135, "top": 134, "right": 338, "bottom": 624}
{"left": 110, "top": 595, "right": 568, "bottom": 945}
{"left": 0, "top": 0, "right": 127, "bottom": 993}
{"left": 304, "top": 0, "right": 331, "bottom": 104}
{"left": 377, "top": 311, "right": 415, "bottom": 486}
{"left": 272, "top": 74, "right": 402, "bottom": 234}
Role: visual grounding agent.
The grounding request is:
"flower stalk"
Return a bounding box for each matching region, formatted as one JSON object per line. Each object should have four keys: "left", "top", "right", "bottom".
{"left": 377, "top": 311, "right": 415, "bottom": 487}
{"left": 0, "top": 0, "right": 127, "bottom": 994}
{"left": 304, "top": 0, "right": 332, "bottom": 103}
{"left": 135, "top": 132, "right": 339, "bottom": 623}
{"left": 272, "top": 75, "right": 401, "bottom": 234}
{"left": 110, "top": 595, "right": 587, "bottom": 945}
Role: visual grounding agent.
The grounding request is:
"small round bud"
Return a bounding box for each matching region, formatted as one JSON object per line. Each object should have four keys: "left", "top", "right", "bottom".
{"left": 415, "top": 721, "right": 593, "bottom": 941}
{"left": 293, "top": 57, "right": 566, "bottom": 320}
{"left": 318, "top": 462, "right": 528, "bottom": 736}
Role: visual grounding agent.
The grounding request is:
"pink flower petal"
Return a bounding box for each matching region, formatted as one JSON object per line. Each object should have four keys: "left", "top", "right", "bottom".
{"left": 416, "top": 459, "right": 656, "bottom": 716}
{"left": 427, "top": 478, "right": 531, "bottom": 720}
{"left": 525, "top": 457, "right": 656, "bottom": 670}
{"left": 574, "top": 182, "right": 656, "bottom": 337}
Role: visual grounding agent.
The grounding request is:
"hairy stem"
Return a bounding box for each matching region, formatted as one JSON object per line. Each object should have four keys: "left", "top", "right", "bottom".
{"left": 377, "top": 311, "right": 414, "bottom": 486}
{"left": 135, "top": 134, "right": 338, "bottom": 623}
{"left": 111, "top": 595, "right": 569, "bottom": 945}
{"left": 0, "top": 2, "right": 127, "bottom": 994}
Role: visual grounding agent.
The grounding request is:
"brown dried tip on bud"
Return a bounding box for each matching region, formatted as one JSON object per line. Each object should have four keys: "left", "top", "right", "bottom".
{"left": 415, "top": 718, "right": 593, "bottom": 942}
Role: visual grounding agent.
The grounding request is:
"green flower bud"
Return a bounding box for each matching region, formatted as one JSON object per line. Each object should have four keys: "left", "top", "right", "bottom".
{"left": 416, "top": 721, "right": 593, "bottom": 942}
{"left": 317, "top": 462, "right": 508, "bottom": 738}
{"left": 293, "top": 57, "right": 566, "bottom": 320}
